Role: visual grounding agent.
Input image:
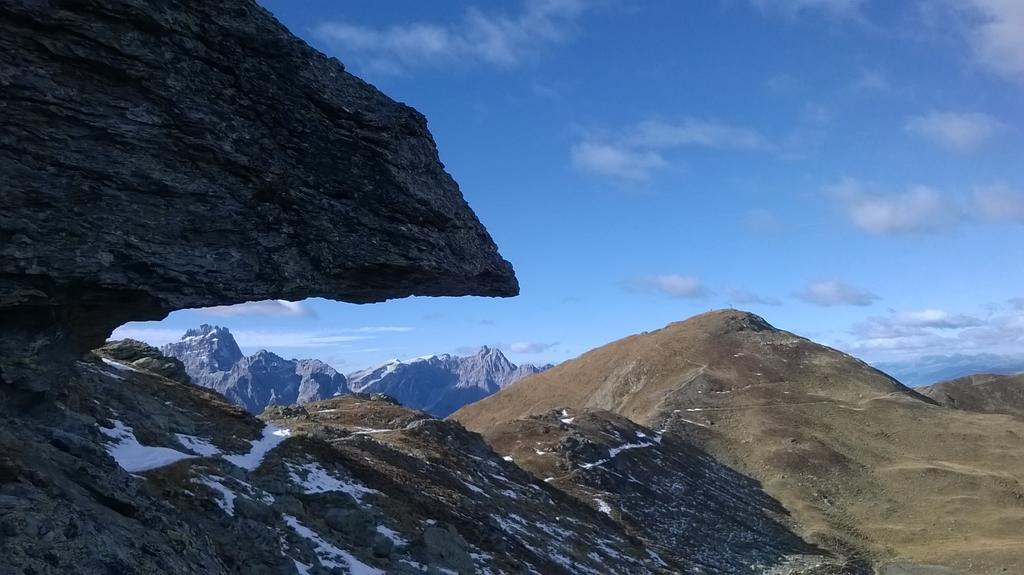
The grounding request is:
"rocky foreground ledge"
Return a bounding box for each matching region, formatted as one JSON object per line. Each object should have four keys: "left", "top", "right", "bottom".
{"left": 0, "top": 0, "right": 517, "bottom": 391}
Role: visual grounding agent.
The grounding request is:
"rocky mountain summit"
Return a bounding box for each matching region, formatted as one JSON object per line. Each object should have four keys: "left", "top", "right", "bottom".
{"left": 348, "top": 347, "right": 550, "bottom": 416}
{"left": 161, "top": 326, "right": 546, "bottom": 416}
{"left": 455, "top": 310, "right": 1024, "bottom": 574}
{"left": 918, "top": 372, "right": 1024, "bottom": 417}
{"left": 0, "top": 0, "right": 517, "bottom": 392}
{"left": 162, "top": 325, "right": 349, "bottom": 414}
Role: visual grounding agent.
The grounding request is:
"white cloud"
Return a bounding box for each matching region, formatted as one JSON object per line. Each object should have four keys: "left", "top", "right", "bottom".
{"left": 570, "top": 142, "right": 666, "bottom": 181}
{"left": 905, "top": 111, "right": 1005, "bottom": 152}
{"left": 963, "top": 0, "right": 1024, "bottom": 81}
{"left": 506, "top": 341, "right": 559, "bottom": 354}
{"left": 845, "top": 303, "right": 1024, "bottom": 363}
{"left": 110, "top": 325, "right": 412, "bottom": 350}
{"left": 199, "top": 300, "right": 315, "bottom": 318}
{"left": 853, "top": 309, "right": 984, "bottom": 339}
{"left": 829, "top": 178, "right": 960, "bottom": 235}
{"left": 109, "top": 327, "right": 187, "bottom": 347}
{"left": 625, "top": 119, "right": 770, "bottom": 150}
{"left": 797, "top": 280, "right": 878, "bottom": 307}
{"left": 974, "top": 183, "right": 1024, "bottom": 222}
{"left": 313, "top": 0, "right": 586, "bottom": 72}
{"left": 627, "top": 275, "right": 707, "bottom": 298}
{"left": 572, "top": 118, "right": 769, "bottom": 182}
{"left": 750, "top": 0, "right": 865, "bottom": 20}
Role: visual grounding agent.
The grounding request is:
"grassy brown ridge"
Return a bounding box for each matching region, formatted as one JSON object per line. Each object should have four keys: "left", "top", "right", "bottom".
{"left": 452, "top": 310, "right": 1024, "bottom": 574}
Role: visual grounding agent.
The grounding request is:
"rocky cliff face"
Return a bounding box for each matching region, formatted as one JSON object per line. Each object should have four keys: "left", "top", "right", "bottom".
{"left": 0, "top": 0, "right": 517, "bottom": 391}
{"left": 348, "top": 347, "right": 549, "bottom": 416}
{"left": 0, "top": 349, "right": 675, "bottom": 574}
{"left": 162, "top": 325, "right": 348, "bottom": 414}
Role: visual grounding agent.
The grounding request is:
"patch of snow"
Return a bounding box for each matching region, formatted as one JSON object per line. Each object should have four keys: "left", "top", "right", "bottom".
{"left": 99, "top": 420, "right": 195, "bottom": 472}
{"left": 677, "top": 418, "right": 709, "bottom": 428}
{"left": 462, "top": 480, "right": 488, "bottom": 496}
{"left": 534, "top": 449, "right": 549, "bottom": 455}
{"left": 175, "top": 434, "right": 222, "bottom": 457}
{"left": 286, "top": 462, "right": 378, "bottom": 502}
{"left": 375, "top": 525, "right": 407, "bottom": 547}
{"left": 224, "top": 424, "right": 291, "bottom": 471}
{"left": 560, "top": 417, "right": 575, "bottom": 424}
{"left": 193, "top": 475, "right": 237, "bottom": 516}
{"left": 101, "top": 358, "right": 138, "bottom": 372}
{"left": 292, "top": 559, "right": 312, "bottom": 575}
{"left": 284, "top": 515, "right": 383, "bottom": 575}
{"left": 594, "top": 498, "right": 612, "bottom": 515}
{"left": 544, "top": 477, "right": 555, "bottom": 482}
{"left": 502, "top": 455, "right": 513, "bottom": 462}
{"left": 608, "top": 440, "right": 656, "bottom": 458}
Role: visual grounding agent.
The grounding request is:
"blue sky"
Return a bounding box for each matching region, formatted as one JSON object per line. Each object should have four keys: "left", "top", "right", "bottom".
{"left": 115, "top": 0, "right": 1024, "bottom": 375}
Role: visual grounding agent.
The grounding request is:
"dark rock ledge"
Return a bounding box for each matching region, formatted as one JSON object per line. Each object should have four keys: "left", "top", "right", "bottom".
{"left": 0, "top": 0, "right": 518, "bottom": 391}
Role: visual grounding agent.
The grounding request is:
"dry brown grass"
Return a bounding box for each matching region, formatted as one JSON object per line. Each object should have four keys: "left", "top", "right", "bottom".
{"left": 453, "top": 310, "right": 1024, "bottom": 574}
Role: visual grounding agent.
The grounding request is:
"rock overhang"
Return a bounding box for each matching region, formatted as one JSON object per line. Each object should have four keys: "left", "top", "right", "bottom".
{"left": 0, "top": 0, "right": 518, "bottom": 389}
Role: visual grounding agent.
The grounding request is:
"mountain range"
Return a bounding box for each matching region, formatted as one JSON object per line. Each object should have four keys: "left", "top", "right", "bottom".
{"left": 161, "top": 325, "right": 548, "bottom": 417}
{"left": 161, "top": 325, "right": 349, "bottom": 414}
{"left": 347, "top": 347, "right": 550, "bottom": 416}
{"left": 454, "top": 310, "right": 1024, "bottom": 574}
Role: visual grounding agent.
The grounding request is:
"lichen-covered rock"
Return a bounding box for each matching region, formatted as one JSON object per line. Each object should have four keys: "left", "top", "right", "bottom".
{"left": 95, "top": 339, "right": 190, "bottom": 384}
{"left": 0, "top": 0, "right": 517, "bottom": 390}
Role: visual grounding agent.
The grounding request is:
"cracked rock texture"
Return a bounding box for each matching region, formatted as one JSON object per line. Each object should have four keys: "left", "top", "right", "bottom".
{"left": 0, "top": 0, "right": 517, "bottom": 390}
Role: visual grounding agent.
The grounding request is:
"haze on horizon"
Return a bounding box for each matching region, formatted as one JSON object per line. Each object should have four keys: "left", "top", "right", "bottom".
{"left": 115, "top": 0, "right": 1024, "bottom": 381}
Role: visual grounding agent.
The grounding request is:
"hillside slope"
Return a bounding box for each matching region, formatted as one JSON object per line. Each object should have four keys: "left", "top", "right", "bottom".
{"left": 454, "top": 310, "right": 1024, "bottom": 574}
{"left": 918, "top": 373, "right": 1024, "bottom": 416}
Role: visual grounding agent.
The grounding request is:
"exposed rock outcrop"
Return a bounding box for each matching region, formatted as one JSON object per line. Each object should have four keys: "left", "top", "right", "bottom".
{"left": 0, "top": 0, "right": 517, "bottom": 391}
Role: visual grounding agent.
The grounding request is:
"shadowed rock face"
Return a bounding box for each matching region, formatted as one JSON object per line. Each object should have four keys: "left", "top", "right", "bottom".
{"left": 0, "top": 0, "right": 517, "bottom": 390}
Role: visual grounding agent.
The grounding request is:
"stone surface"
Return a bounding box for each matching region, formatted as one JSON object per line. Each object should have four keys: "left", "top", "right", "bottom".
{"left": 0, "top": 0, "right": 517, "bottom": 389}
{"left": 0, "top": 354, "right": 675, "bottom": 574}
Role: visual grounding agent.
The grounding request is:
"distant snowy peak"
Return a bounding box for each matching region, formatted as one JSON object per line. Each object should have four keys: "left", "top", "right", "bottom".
{"left": 161, "top": 326, "right": 348, "bottom": 414}
{"left": 164, "top": 323, "right": 243, "bottom": 373}
{"left": 347, "top": 347, "right": 552, "bottom": 417}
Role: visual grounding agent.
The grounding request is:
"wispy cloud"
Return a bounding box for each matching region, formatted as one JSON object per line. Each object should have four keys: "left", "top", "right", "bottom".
{"left": 750, "top": 0, "right": 866, "bottom": 20}
{"left": 570, "top": 142, "right": 666, "bottom": 181}
{"left": 572, "top": 118, "right": 770, "bottom": 182}
{"left": 199, "top": 300, "right": 315, "bottom": 318}
{"left": 829, "top": 179, "right": 1024, "bottom": 234}
{"left": 111, "top": 325, "right": 413, "bottom": 350}
{"left": 844, "top": 303, "right": 1024, "bottom": 362}
{"left": 974, "top": 183, "right": 1024, "bottom": 222}
{"left": 626, "top": 275, "right": 707, "bottom": 298}
{"left": 905, "top": 111, "right": 1005, "bottom": 152}
{"left": 828, "top": 178, "right": 960, "bottom": 235}
{"left": 796, "top": 279, "right": 878, "bottom": 307}
{"left": 504, "top": 341, "right": 559, "bottom": 354}
{"left": 853, "top": 309, "right": 984, "bottom": 339}
{"left": 962, "top": 0, "right": 1024, "bottom": 81}
{"left": 313, "top": 0, "right": 587, "bottom": 74}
